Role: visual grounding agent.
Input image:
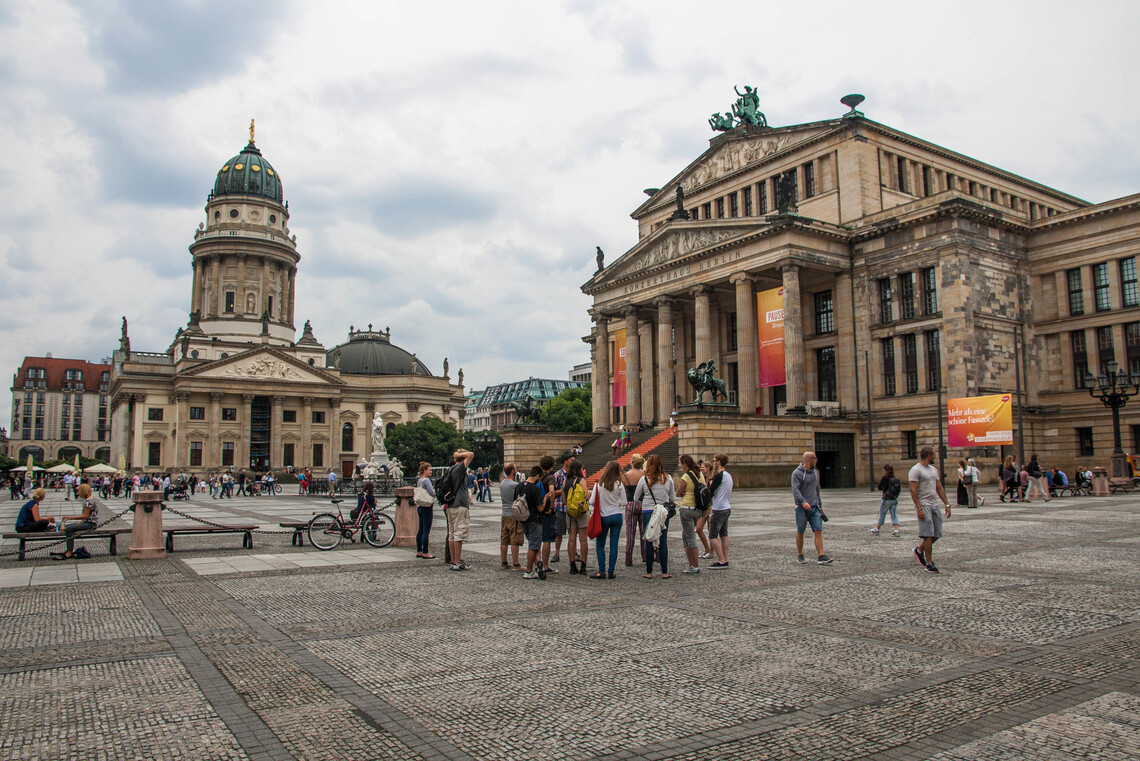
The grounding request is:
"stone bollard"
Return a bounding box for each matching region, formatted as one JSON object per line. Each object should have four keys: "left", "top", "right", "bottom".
{"left": 1091, "top": 467, "right": 1110, "bottom": 496}
{"left": 393, "top": 486, "right": 416, "bottom": 547}
{"left": 129, "top": 490, "right": 166, "bottom": 559}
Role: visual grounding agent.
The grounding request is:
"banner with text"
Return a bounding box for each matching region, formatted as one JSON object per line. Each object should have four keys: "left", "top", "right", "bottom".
{"left": 756, "top": 287, "right": 786, "bottom": 388}
{"left": 612, "top": 328, "right": 627, "bottom": 408}
{"left": 947, "top": 394, "right": 1013, "bottom": 447}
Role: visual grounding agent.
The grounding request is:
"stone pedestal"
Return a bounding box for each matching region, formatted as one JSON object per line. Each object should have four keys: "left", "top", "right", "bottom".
{"left": 129, "top": 490, "right": 166, "bottom": 559}
{"left": 1092, "top": 467, "right": 1110, "bottom": 496}
{"left": 393, "top": 486, "right": 416, "bottom": 547}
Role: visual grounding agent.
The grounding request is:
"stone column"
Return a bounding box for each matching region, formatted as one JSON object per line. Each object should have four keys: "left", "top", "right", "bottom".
{"left": 237, "top": 254, "right": 248, "bottom": 315}
{"left": 731, "top": 273, "right": 758, "bottom": 414}
{"left": 191, "top": 259, "right": 202, "bottom": 316}
{"left": 271, "top": 395, "right": 284, "bottom": 469}
{"left": 209, "top": 392, "right": 222, "bottom": 468}
{"left": 173, "top": 392, "right": 189, "bottom": 468}
{"left": 639, "top": 317, "right": 655, "bottom": 423}
{"left": 240, "top": 394, "right": 253, "bottom": 470}
{"left": 329, "top": 398, "right": 342, "bottom": 474}
{"left": 693, "top": 286, "right": 713, "bottom": 364}
{"left": 655, "top": 298, "right": 674, "bottom": 422}
{"left": 209, "top": 257, "right": 221, "bottom": 317}
{"left": 261, "top": 257, "right": 271, "bottom": 318}
{"left": 301, "top": 396, "right": 313, "bottom": 468}
{"left": 673, "top": 307, "right": 688, "bottom": 405}
{"left": 287, "top": 267, "right": 297, "bottom": 326}
{"left": 624, "top": 308, "right": 641, "bottom": 425}
{"left": 593, "top": 315, "right": 610, "bottom": 431}
{"left": 780, "top": 264, "right": 806, "bottom": 409}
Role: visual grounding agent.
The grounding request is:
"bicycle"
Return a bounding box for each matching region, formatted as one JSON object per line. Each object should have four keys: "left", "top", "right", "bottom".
{"left": 307, "top": 497, "right": 395, "bottom": 550}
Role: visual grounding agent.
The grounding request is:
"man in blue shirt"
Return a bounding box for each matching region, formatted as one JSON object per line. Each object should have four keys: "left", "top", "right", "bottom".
{"left": 791, "top": 451, "right": 832, "bottom": 565}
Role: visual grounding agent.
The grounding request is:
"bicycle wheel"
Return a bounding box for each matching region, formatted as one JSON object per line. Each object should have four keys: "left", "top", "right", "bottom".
{"left": 308, "top": 513, "right": 344, "bottom": 550}
{"left": 361, "top": 512, "right": 395, "bottom": 548}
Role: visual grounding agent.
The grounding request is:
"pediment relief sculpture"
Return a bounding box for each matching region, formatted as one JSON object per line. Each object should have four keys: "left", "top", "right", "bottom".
{"left": 221, "top": 357, "right": 308, "bottom": 381}
{"left": 628, "top": 229, "right": 744, "bottom": 273}
{"left": 680, "top": 132, "right": 819, "bottom": 193}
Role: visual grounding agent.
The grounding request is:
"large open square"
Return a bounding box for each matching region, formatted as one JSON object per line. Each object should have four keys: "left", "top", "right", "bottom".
{"left": 2, "top": 486, "right": 1137, "bottom": 760}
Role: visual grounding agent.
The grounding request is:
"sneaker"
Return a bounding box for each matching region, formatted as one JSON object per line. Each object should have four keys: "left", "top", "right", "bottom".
{"left": 869, "top": 527, "right": 880, "bottom": 536}
{"left": 797, "top": 555, "right": 807, "bottom": 564}
{"left": 511, "top": 564, "right": 522, "bottom": 570}
{"left": 925, "top": 562, "right": 940, "bottom": 574}
{"left": 449, "top": 563, "right": 462, "bottom": 571}
{"left": 817, "top": 555, "right": 833, "bottom": 565}
{"left": 459, "top": 562, "right": 471, "bottom": 571}
{"left": 500, "top": 562, "right": 510, "bottom": 569}
{"left": 545, "top": 565, "right": 559, "bottom": 574}
{"left": 569, "top": 561, "right": 579, "bottom": 574}
{"left": 522, "top": 571, "right": 539, "bottom": 579}
{"left": 914, "top": 547, "right": 926, "bottom": 566}
{"left": 550, "top": 554, "right": 560, "bottom": 563}
{"left": 537, "top": 563, "right": 547, "bottom": 580}
{"left": 710, "top": 562, "right": 729, "bottom": 569}
{"left": 683, "top": 566, "right": 700, "bottom": 574}
{"left": 891, "top": 530, "right": 901, "bottom": 538}
{"left": 979, "top": 497, "right": 985, "bottom": 506}
{"left": 699, "top": 551, "right": 714, "bottom": 559}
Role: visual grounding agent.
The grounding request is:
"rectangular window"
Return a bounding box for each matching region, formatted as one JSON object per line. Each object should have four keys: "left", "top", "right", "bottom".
{"left": 282, "top": 410, "right": 297, "bottom": 423}
{"left": 742, "top": 186, "right": 753, "bottom": 216}
{"left": 1122, "top": 257, "right": 1139, "bottom": 308}
{"left": 1072, "top": 330, "right": 1089, "bottom": 388}
{"left": 1126, "top": 322, "right": 1140, "bottom": 378}
{"left": 814, "top": 290, "right": 834, "bottom": 334}
{"left": 878, "top": 277, "right": 893, "bottom": 323}
{"left": 312, "top": 410, "right": 326, "bottom": 424}
{"left": 224, "top": 291, "right": 235, "bottom": 313}
{"left": 757, "top": 181, "right": 767, "bottom": 214}
{"left": 882, "top": 338, "right": 896, "bottom": 396}
{"left": 1097, "top": 326, "right": 1115, "bottom": 375}
{"left": 903, "top": 334, "right": 918, "bottom": 394}
{"left": 922, "top": 267, "right": 938, "bottom": 314}
{"left": 896, "top": 156, "right": 908, "bottom": 193}
{"left": 222, "top": 441, "right": 235, "bottom": 466}
{"left": 312, "top": 443, "right": 324, "bottom": 467}
{"left": 222, "top": 407, "right": 237, "bottom": 421}
{"left": 268, "top": 296, "right": 274, "bottom": 317}
{"left": 899, "top": 273, "right": 915, "bottom": 320}
{"left": 729, "top": 192, "right": 739, "bottom": 217}
{"left": 189, "top": 406, "right": 205, "bottom": 420}
{"left": 283, "top": 442, "right": 295, "bottom": 467}
{"left": 148, "top": 441, "right": 161, "bottom": 467}
{"left": 189, "top": 441, "right": 203, "bottom": 467}
{"left": 1094, "top": 262, "right": 1111, "bottom": 311}
{"left": 1077, "top": 427, "right": 1094, "bottom": 457}
{"left": 147, "top": 408, "right": 163, "bottom": 421}
{"left": 715, "top": 197, "right": 725, "bottom": 218}
{"left": 702, "top": 202, "right": 711, "bottom": 219}
{"left": 1067, "top": 268, "right": 1084, "bottom": 316}
{"left": 802, "top": 161, "right": 815, "bottom": 198}
{"left": 926, "top": 329, "right": 941, "bottom": 390}
{"left": 817, "top": 347, "right": 836, "bottom": 402}
{"left": 922, "top": 165, "right": 931, "bottom": 197}
{"left": 904, "top": 430, "right": 917, "bottom": 459}
{"left": 728, "top": 312, "right": 738, "bottom": 351}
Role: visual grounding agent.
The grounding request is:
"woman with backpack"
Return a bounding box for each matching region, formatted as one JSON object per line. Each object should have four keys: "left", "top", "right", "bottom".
{"left": 870, "top": 464, "right": 901, "bottom": 537}
{"left": 676, "top": 454, "right": 709, "bottom": 574}
{"left": 633, "top": 454, "right": 676, "bottom": 579}
{"left": 590, "top": 460, "right": 626, "bottom": 579}
{"left": 563, "top": 460, "right": 591, "bottom": 575}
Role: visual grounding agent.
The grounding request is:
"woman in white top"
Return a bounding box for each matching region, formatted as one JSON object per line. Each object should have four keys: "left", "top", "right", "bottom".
{"left": 590, "top": 460, "right": 627, "bottom": 579}
{"left": 633, "top": 454, "right": 676, "bottom": 579}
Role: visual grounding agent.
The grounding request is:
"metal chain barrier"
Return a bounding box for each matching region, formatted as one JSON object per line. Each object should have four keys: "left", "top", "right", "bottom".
{"left": 0, "top": 504, "right": 135, "bottom": 559}
{"left": 162, "top": 500, "right": 397, "bottom": 535}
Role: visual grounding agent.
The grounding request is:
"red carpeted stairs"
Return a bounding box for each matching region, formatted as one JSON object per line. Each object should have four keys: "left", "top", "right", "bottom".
{"left": 583, "top": 427, "right": 678, "bottom": 487}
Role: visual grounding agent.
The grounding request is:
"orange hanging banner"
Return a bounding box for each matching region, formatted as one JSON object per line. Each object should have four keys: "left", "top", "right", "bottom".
{"left": 756, "top": 287, "right": 786, "bottom": 388}
{"left": 947, "top": 394, "right": 1014, "bottom": 447}
{"left": 612, "top": 328, "right": 627, "bottom": 407}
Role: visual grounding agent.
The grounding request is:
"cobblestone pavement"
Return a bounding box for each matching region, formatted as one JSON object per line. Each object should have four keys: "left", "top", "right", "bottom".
{"left": 1, "top": 485, "right": 1138, "bottom": 760}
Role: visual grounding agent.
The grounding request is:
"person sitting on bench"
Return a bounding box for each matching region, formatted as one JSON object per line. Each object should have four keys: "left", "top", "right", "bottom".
{"left": 53, "top": 483, "right": 100, "bottom": 560}
{"left": 15, "top": 488, "right": 54, "bottom": 533}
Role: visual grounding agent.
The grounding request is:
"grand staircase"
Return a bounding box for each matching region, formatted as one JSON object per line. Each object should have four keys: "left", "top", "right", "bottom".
{"left": 576, "top": 427, "right": 679, "bottom": 486}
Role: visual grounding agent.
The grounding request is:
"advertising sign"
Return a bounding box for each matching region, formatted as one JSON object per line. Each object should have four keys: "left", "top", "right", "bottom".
{"left": 756, "top": 287, "right": 786, "bottom": 388}
{"left": 947, "top": 394, "right": 1014, "bottom": 447}
{"left": 612, "top": 328, "right": 627, "bottom": 408}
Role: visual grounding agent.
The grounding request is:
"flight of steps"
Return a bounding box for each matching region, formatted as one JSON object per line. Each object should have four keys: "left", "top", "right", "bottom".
{"left": 581, "top": 427, "right": 679, "bottom": 486}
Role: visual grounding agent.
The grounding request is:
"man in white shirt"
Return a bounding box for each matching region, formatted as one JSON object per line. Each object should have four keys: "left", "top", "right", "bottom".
{"left": 63, "top": 472, "right": 74, "bottom": 500}
{"left": 909, "top": 446, "right": 951, "bottom": 574}
{"left": 708, "top": 453, "right": 733, "bottom": 569}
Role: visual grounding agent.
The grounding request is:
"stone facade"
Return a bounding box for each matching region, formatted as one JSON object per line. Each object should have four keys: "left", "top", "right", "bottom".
{"left": 8, "top": 357, "right": 113, "bottom": 462}
{"left": 500, "top": 430, "right": 582, "bottom": 471}
{"left": 584, "top": 106, "right": 1140, "bottom": 485}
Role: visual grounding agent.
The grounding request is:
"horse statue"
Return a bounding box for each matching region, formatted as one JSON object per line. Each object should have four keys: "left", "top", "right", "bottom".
{"left": 686, "top": 359, "right": 728, "bottom": 404}
{"left": 508, "top": 395, "right": 544, "bottom": 425}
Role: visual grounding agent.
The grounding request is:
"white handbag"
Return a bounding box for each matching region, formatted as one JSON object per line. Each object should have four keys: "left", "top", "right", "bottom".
{"left": 413, "top": 486, "right": 434, "bottom": 507}
{"left": 643, "top": 504, "right": 668, "bottom": 543}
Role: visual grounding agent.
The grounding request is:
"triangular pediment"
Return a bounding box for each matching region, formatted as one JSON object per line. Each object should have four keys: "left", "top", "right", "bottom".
{"left": 587, "top": 224, "right": 757, "bottom": 289}
{"left": 179, "top": 347, "right": 344, "bottom": 386}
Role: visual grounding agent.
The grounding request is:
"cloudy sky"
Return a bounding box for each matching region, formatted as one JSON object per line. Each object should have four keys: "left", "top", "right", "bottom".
{"left": 1, "top": 0, "right": 1137, "bottom": 431}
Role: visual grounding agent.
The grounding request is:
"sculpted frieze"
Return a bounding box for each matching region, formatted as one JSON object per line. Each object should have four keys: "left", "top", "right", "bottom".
{"left": 680, "top": 134, "right": 797, "bottom": 192}
{"left": 634, "top": 229, "right": 742, "bottom": 271}
{"left": 222, "top": 357, "right": 307, "bottom": 381}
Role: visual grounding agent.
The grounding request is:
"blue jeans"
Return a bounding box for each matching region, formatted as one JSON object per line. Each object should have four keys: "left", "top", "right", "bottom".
{"left": 641, "top": 511, "right": 670, "bottom": 574}
{"left": 416, "top": 505, "right": 433, "bottom": 553}
{"left": 877, "top": 499, "right": 899, "bottom": 527}
{"left": 595, "top": 514, "right": 623, "bottom": 574}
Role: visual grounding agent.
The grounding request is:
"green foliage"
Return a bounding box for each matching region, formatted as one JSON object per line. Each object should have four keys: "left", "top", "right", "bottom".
{"left": 542, "top": 385, "right": 592, "bottom": 433}
{"left": 0, "top": 453, "right": 18, "bottom": 471}
{"left": 463, "top": 430, "right": 503, "bottom": 479}
{"left": 384, "top": 417, "right": 469, "bottom": 471}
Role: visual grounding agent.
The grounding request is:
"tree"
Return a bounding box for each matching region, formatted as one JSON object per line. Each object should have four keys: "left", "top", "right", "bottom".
{"left": 463, "top": 429, "right": 503, "bottom": 479}
{"left": 384, "top": 417, "right": 469, "bottom": 472}
{"left": 542, "top": 385, "right": 592, "bottom": 432}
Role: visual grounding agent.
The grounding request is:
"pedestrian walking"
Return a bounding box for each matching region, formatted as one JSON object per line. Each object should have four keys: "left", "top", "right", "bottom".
{"left": 1000, "top": 455, "right": 1018, "bottom": 502}
{"left": 1025, "top": 454, "right": 1051, "bottom": 501}
{"left": 791, "top": 451, "right": 832, "bottom": 564}
{"left": 909, "top": 446, "right": 951, "bottom": 573}
{"left": 870, "top": 464, "right": 901, "bottom": 537}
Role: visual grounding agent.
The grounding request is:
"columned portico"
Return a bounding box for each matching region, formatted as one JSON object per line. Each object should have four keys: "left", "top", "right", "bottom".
{"left": 655, "top": 298, "right": 674, "bottom": 422}
{"left": 780, "top": 264, "right": 805, "bottom": 410}
{"left": 693, "top": 286, "right": 713, "bottom": 364}
{"left": 240, "top": 394, "right": 253, "bottom": 469}
{"left": 624, "top": 308, "right": 641, "bottom": 425}
{"left": 593, "top": 315, "right": 610, "bottom": 431}
{"left": 731, "top": 273, "right": 758, "bottom": 415}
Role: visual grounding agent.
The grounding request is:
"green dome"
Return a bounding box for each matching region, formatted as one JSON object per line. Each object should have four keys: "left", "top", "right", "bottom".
{"left": 211, "top": 143, "right": 283, "bottom": 203}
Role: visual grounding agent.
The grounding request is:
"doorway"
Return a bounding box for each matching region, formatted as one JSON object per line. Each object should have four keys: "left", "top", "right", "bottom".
{"left": 815, "top": 432, "right": 855, "bottom": 488}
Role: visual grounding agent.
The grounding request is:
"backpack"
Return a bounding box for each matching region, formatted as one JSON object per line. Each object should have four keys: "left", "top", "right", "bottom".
{"left": 435, "top": 465, "right": 459, "bottom": 506}
{"left": 961, "top": 466, "right": 974, "bottom": 485}
{"left": 565, "top": 478, "right": 589, "bottom": 517}
{"left": 687, "top": 471, "right": 712, "bottom": 510}
{"left": 510, "top": 483, "right": 531, "bottom": 522}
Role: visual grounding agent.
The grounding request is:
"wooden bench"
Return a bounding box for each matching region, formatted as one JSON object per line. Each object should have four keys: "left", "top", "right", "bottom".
{"left": 2, "top": 528, "right": 133, "bottom": 561}
{"left": 1109, "top": 480, "right": 1132, "bottom": 495}
{"left": 164, "top": 525, "right": 256, "bottom": 552}
{"left": 279, "top": 521, "right": 309, "bottom": 547}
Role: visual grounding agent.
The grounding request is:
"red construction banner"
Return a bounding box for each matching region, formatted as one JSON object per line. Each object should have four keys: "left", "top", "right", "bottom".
{"left": 756, "top": 287, "right": 786, "bottom": 388}
{"left": 612, "top": 328, "right": 627, "bottom": 408}
{"left": 947, "top": 394, "right": 1014, "bottom": 447}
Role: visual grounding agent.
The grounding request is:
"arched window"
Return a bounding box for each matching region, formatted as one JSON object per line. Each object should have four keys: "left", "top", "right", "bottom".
{"left": 58, "top": 446, "right": 82, "bottom": 461}
{"left": 18, "top": 446, "right": 44, "bottom": 461}
{"left": 386, "top": 422, "right": 396, "bottom": 436}
{"left": 341, "top": 423, "right": 354, "bottom": 452}
{"left": 94, "top": 447, "right": 111, "bottom": 463}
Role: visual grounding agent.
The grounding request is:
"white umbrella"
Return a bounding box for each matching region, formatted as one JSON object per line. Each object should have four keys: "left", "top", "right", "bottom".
{"left": 45, "top": 463, "right": 77, "bottom": 473}
{"left": 83, "top": 463, "right": 119, "bottom": 474}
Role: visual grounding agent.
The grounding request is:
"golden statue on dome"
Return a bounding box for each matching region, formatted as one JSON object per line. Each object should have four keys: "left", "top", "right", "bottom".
{"left": 249, "top": 118, "right": 255, "bottom": 145}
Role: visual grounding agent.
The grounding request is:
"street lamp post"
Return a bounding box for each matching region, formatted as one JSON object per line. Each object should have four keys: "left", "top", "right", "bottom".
{"left": 1084, "top": 359, "right": 1140, "bottom": 479}
{"left": 475, "top": 433, "right": 495, "bottom": 469}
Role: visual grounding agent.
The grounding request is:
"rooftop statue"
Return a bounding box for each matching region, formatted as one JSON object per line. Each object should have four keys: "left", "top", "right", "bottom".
{"left": 709, "top": 112, "right": 735, "bottom": 132}
{"left": 596, "top": 246, "right": 605, "bottom": 272}
{"left": 709, "top": 86, "right": 769, "bottom": 132}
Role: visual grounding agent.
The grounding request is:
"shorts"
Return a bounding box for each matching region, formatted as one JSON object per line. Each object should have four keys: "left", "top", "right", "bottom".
{"left": 916, "top": 504, "right": 944, "bottom": 538}
{"left": 708, "top": 509, "right": 730, "bottom": 539}
{"left": 523, "top": 519, "right": 543, "bottom": 551}
{"left": 679, "top": 507, "right": 705, "bottom": 548}
{"left": 796, "top": 505, "right": 823, "bottom": 533}
{"left": 446, "top": 506, "right": 470, "bottom": 542}
{"left": 555, "top": 511, "right": 567, "bottom": 535}
{"left": 565, "top": 511, "right": 589, "bottom": 531}
{"left": 541, "top": 512, "right": 557, "bottom": 543}
{"left": 500, "top": 516, "right": 524, "bottom": 546}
